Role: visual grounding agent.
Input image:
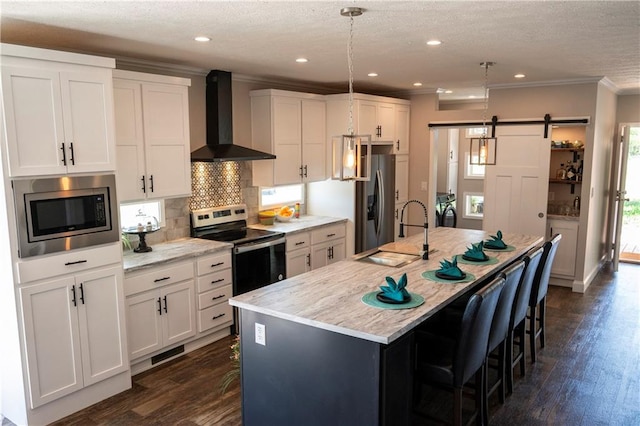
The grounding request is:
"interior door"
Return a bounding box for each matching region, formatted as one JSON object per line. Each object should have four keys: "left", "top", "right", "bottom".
{"left": 483, "top": 125, "right": 550, "bottom": 237}
{"left": 612, "top": 126, "right": 631, "bottom": 270}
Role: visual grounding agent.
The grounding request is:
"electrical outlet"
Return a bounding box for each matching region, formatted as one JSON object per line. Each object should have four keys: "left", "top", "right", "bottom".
{"left": 421, "top": 181, "right": 428, "bottom": 191}
{"left": 255, "top": 323, "right": 266, "bottom": 346}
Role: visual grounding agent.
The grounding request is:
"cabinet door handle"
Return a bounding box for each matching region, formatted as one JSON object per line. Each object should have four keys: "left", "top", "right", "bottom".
{"left": 397, "top": 140, "right": 400, "bottom": 151}
{"left": 304, "top": 165, "right": 308, "bottom": 178}
{"left": 68, "top": 142, "right": 75, "bottom": 165}
{"left": 154, "top": 276, "right": 171, "bottom": 283}
{"left": 327, "top": 233, "right": 336, "bottom": 238}
{"left": 395, "top": 208, "right": 399, "bottom": 219}
{"left": 149, "top": 175, "right": 154, "bottom": 193}
{"left": 65, "top": 259, "right": 87, "bottom": 266}
{"left": 450, "top": 150, "right": 453, "bottom": 160}
{"left": 212, "top": 294, "right": 225, "bottom": 301}
{"left": 299, "top": 165, "right": 304, "bottom": 178}
{"left": 163, "top": 295, "right": 168, "bottom": 313}
{"left": 211, "top": 278, "right": 225, "bottom": 285}
{"left": 396, "top": 190, "right": 399, "bottom": 201}
{"left": 157, "top": 297, "right": 162, "bottom": 315}
{"left": 376, "top": 125, "right": 382, "bottom": 138}
{"left": 211, "top": 262, "right": 224, "bottom": 268}
{"left": 295, "top": 241, "right": 306, "bottom": 246}
{"left": 212, "top": 313, "right": 226, "bottom": 320}
{"left": 71, "top": 285, "right": 77, "bottom": 307}
{"left": 306, "top": 253, "right": 311, "bottom": 267}
{"left": 141, "top": 175, "right": 146, "bottom": 193}
{"left": 79, "top": 283, "right": 85, "bottom": 304}
{"left": 60, "top": 143, "right": 67, "bottom": 166}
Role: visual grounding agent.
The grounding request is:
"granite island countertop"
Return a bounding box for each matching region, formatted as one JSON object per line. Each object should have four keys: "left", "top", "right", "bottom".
{"left": 248, "top": 215, "right": 347, "bottom": 234}
{"left": 229, "top": 228, "right": 542, "bottom": 345}
{"left": 123, "top": 237, "right": 232, "bottom": 273}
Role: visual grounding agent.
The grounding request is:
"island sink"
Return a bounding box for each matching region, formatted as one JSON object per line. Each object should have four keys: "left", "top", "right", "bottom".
{"left": 354, "top": 249, "right": 421, "bottom": 268}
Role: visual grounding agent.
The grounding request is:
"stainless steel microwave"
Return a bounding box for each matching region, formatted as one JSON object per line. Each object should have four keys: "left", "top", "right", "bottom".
{"left": 12, "top": 175, "right": 120, "bottom": 258}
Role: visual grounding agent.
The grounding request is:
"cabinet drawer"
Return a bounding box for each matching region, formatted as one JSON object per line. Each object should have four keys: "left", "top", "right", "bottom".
{"left": 198, "top": 303, "right": 233, "bottom": 333}
{"left": 124, "top": 261, "right": 194, "bottom": 296}
{"left": 311, "top": 224, "right": 346, "bottom": 245}
{"left": 17, "top": 243, "right": 122, "bottom": 284}
{"left": 198, "top": 285, "right": 232, "bottom": 310}
{"left": 286, "top": 232, "right": 310, "bottom": 252}
{"left": 196, "top": 252, "right": 232, "bottom": 276}
{"left": 196, "top": 268, "right": 233, "bottom": 294}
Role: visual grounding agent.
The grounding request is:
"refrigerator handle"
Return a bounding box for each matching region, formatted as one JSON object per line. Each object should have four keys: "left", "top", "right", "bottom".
{"left": 376, "top": 169, "right": 384, "bottom": 238}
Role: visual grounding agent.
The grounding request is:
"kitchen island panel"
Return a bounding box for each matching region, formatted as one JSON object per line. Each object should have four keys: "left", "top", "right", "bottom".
{"left": 241, "top": 309, "right": 381, "bottom": 426}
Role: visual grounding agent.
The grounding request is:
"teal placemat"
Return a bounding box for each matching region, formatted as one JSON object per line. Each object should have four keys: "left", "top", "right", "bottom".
{"left": 456, "top": 255, "right": 499, "bottom": 266}
{"left": 483, "top": 244, "right": 516, "bottom": 252}
{"left": 361, "top": 291, "right": 425, "bottom": 309}
{"left": 422, "top": 270, "right": 476, "bottom": 284}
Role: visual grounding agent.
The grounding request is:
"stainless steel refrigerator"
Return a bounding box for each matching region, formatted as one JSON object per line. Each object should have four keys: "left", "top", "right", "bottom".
{"left": 355, "top": 153, "right": 396, "bottom": 253}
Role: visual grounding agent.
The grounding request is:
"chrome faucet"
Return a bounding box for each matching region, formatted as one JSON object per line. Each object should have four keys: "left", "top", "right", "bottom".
{"left": 398, "top": 199, "right": 429, "bottom": 260}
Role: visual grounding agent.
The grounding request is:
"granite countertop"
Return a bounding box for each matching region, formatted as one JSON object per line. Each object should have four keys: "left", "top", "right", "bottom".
{"left": 229, "top": 228, "right": 542, "bottom": 345}
{"left": 249, "top": 215, "right": 347, "bottom": 234}
{"left": 123, "top": 237, "right": 232, "bottom": 273}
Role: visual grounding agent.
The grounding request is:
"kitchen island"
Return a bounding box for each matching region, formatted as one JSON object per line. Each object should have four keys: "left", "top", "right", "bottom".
{"left": 229, "top": 228, "right": 542, "bottom": 425}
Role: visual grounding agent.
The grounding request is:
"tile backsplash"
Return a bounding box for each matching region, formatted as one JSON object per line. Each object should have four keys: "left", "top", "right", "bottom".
{"left": 133, "top": 161, "right": 260, "bottom": 247}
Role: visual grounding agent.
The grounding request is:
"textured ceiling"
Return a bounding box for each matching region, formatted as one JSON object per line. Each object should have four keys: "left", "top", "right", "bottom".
{"left": 1, "top": 1, "right": 639, "bottom": 99}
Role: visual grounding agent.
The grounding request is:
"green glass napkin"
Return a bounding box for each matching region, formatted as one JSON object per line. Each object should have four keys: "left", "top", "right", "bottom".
{"left": 379, "top": 273, "right": 410, "bottom": 302}
{"left": 463, "top": 241, "right": 488, "bottom": 261}
{"left": 436, "top": 256, "right": 465, "bottom": 279}
{"left": 484, "top": 230, "right": 507, "bottom": 249}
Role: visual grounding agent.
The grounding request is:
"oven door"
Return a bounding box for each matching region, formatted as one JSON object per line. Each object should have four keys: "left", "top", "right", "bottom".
{"left": 233, "top": 236, "right": 286, "bottom": 295}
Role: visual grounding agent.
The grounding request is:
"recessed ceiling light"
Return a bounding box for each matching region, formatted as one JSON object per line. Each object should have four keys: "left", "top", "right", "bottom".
{"left": 296, "top": 58, "right": 308, "bottom": 63}
{"left": 413, "top": 82, "right": 423, "bottom": 87}
{"left": 368, "top": 72, "right": 378, "bottom": 77}
{"left": 194, "top": 36, "right": 210, "bottom": 42}
{"left": 436, "top": 88, "right": 445, "bottom": 93}
{"left": 426, "top": 40, "right": 442, "bottom": 46}
{"left": 468, "top": 95, "right": 477, "bottom": 99}
{"left": 514, "top": 73, "right": 526, "bottom": 78}
{"left": 445, "top": 90, "right": 453, "bottom": 94}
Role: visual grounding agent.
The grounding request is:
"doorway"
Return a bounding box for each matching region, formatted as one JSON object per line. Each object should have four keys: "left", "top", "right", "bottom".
{"left": 620, "top": 126, "right": 640, "bottom": 263}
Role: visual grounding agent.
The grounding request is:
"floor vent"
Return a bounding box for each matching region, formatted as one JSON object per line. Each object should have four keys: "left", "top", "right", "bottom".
{"left": 151, "top": 345, "right": 185, "bottom": 365}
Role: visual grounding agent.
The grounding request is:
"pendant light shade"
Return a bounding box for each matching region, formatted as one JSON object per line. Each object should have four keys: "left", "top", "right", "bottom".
{"left": 469, "top": 136, "right": 497, "bottom": 165}
{"left": 469, "top": 61, "right": 497, "bottom": 166}
{"left": 332, "top": 6, "right": 371, "bottom": 181}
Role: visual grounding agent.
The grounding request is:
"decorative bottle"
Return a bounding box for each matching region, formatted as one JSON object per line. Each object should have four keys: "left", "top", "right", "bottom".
{"left": 566, "top": 161, "right": 576, "bottom": 181}
{"left": 556, "top": 163, "right": 566, "bottom": 180}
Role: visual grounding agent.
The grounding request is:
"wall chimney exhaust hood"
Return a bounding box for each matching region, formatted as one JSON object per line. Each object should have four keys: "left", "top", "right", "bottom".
{"left": 191, "top": 70, "right": 276, "bottom": 162}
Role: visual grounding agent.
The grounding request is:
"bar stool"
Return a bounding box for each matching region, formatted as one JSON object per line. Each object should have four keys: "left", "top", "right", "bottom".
{"left": 528, "top": 234, "right": 562, "bottom": 363}
{"left": 414, "top": 277, "right": 505, "bottom": 426}
{"left": 483, "top": 260, "right": 525, "bottom": 425}
{"left": 506, "top": 246, "right": 543, "bottom": 394}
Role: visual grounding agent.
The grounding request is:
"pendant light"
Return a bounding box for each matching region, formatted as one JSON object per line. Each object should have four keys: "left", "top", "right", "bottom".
{"left": 470, "top": 61, "right": 497, "bottom": 166}
{"left": 332, "top": 6, "right": 372, "bottom": 181}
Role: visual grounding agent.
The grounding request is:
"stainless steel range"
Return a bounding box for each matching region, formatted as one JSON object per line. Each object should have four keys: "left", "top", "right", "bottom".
{"left": 191, "top": 204, "right": 286, "bottom": 297}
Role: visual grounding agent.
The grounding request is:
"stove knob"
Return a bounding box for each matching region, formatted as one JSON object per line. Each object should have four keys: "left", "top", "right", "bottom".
{"left": 278, "top": 274, "right": 284, "bottom": 281}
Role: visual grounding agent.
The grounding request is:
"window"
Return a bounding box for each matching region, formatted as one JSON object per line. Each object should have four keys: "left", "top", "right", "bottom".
{"left": 119, "top": 200, "right": 164, "bottom": 231}
{"left": 464, "top": 153, "right": 486, "bottom": 179}
{"left": 259, "top": 184, "right": 304, "bottom": 209}
{"left": 463, "top": 192, "right": 484, "bottom": 219}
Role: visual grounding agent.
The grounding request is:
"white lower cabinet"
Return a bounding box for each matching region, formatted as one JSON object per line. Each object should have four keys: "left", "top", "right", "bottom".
{"left": 286, "top": 232, "right": 311, "bottom": 278}
{"left": 195, "top": 251, "right": 233, "bottom": 334}
{"left": 20, "top": 265, "right": 128, "bottom": 408}
{"left": 310, "top": 223, "right": 347, "bottom": 270}
{"left": 547, "top": 218, "right": 579, "bottom": 278}
{"left": 125, "top": 261, "right": 196, "bottom": 360}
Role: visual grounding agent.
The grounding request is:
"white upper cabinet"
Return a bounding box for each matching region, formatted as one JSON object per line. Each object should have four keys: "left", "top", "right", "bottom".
{"left": 251, "top": 89, "right": 326, "bottom": 187}
{"left": 1, "top": 44, "right": 116, "bottom": 177}
{"left": 394, "top": 104, "right": 410, "bottom": 154}
{"left": 113, "top": 70, "right": 192, "bottom": 202}
{"left": 358, "top": 100, "right": 395, "bottom": 142}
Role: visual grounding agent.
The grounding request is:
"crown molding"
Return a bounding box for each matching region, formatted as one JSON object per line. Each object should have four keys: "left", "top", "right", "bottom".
{"left": 489, "top": 76, "right": 605, "bottom": 91}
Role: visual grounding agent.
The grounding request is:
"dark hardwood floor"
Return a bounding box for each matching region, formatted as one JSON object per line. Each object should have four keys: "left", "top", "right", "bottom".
{"left": 4, "top": 262, "right": 639, "bottom": 425}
